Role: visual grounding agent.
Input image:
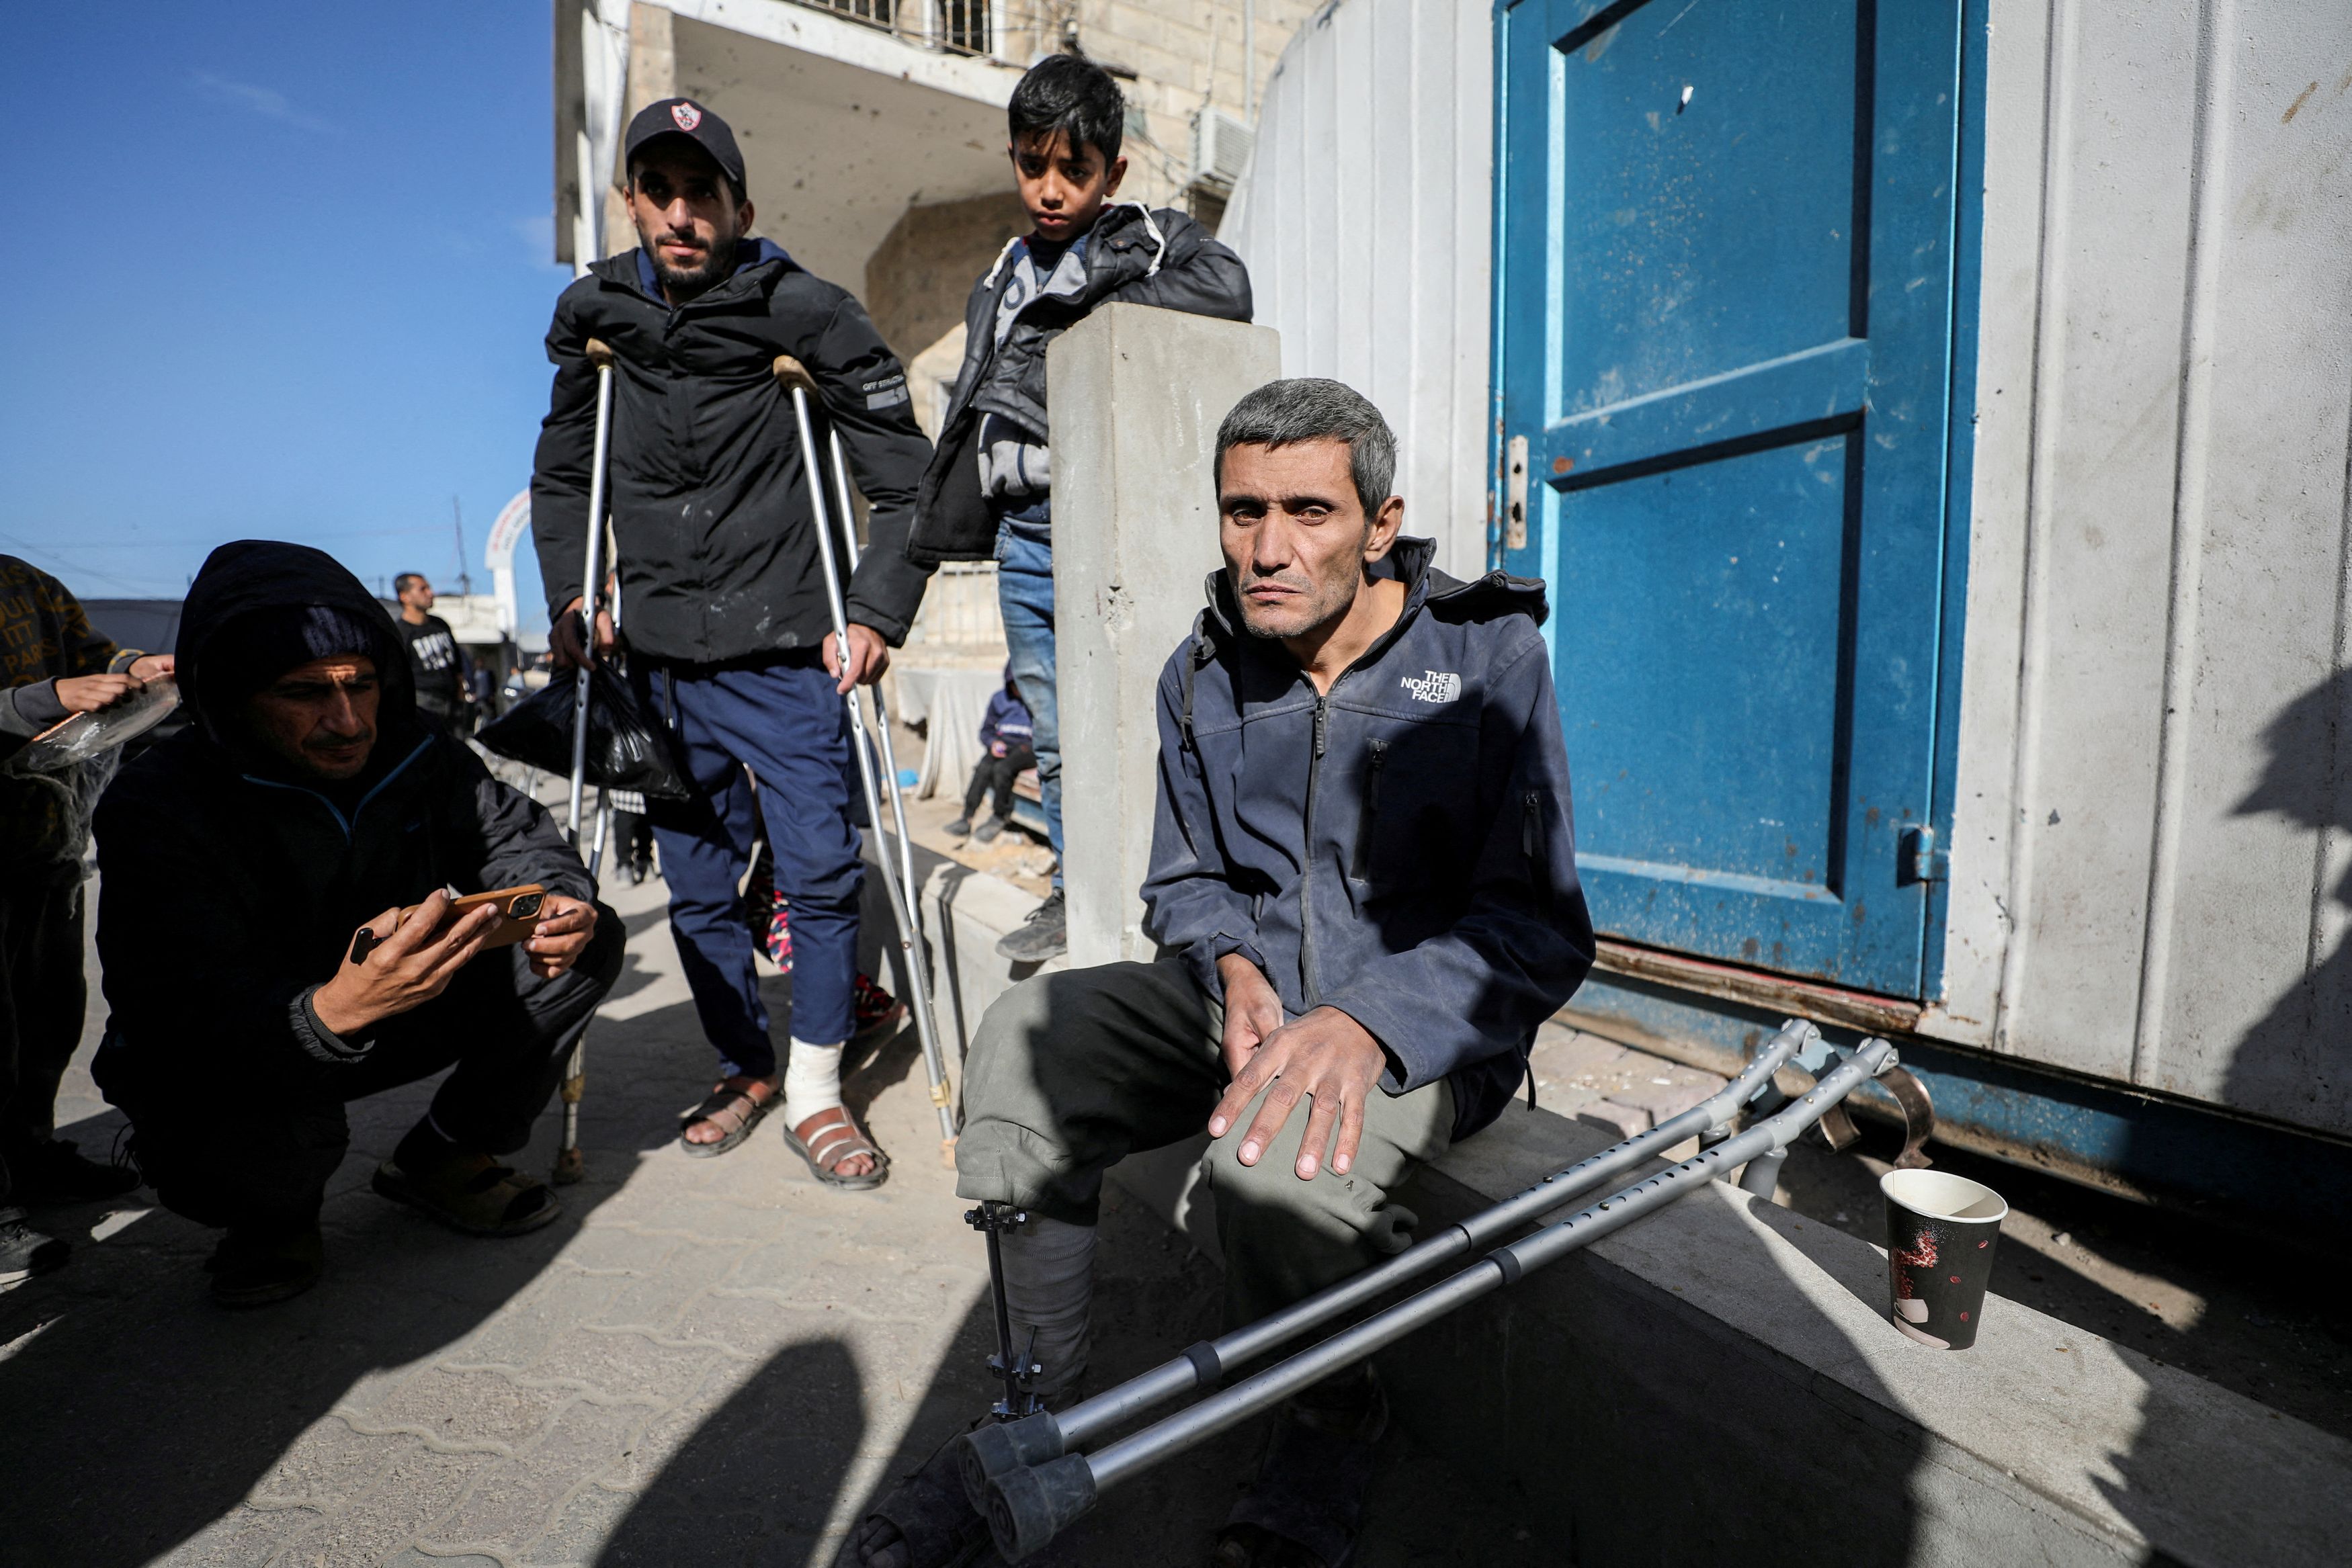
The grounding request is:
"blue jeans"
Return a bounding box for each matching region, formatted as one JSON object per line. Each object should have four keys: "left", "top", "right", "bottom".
{"left": 997, "top": 525, "right": 1062, "bottom": 887}
{"left": 643, "top": 655, "right": 864, "bottom": 1076}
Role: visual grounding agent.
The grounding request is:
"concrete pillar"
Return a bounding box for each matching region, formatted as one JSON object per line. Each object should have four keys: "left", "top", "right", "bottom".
{"left": 1048, "top": 303, "right": 1282, "bottom": 967}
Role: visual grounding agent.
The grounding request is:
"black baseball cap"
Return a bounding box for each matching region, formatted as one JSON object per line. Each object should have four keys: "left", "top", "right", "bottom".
{"left": 624, "top": 97, "right": 747, "bottom": 191}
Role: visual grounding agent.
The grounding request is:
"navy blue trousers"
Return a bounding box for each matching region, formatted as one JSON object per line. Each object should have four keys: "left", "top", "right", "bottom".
{"left": 646, "top": 655, "right": 864, "bottom": 1077}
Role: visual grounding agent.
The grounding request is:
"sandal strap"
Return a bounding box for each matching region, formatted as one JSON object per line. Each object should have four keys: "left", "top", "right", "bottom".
{"left": 683, "top": 1086, "right": 770, "bottom": 1137}
{"left": 795, "top": 1106, "right": 879, "bottom": 1170}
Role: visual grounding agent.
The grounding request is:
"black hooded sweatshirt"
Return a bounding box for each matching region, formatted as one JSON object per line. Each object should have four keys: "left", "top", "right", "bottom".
{"left": 91, "top": 541, "right": 593, "bottom": 1096}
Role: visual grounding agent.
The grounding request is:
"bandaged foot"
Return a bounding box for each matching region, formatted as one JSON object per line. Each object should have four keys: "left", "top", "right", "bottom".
{"left": 784, "top": 1038, "right": 874, "bottom": 1179}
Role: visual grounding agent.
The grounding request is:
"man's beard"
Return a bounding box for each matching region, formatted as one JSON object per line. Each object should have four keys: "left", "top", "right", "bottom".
{"left": 647, "top": 232, "right": 739, "bottom": 299}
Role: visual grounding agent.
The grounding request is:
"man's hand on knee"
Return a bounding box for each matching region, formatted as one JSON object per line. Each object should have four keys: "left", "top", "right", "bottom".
{"left": 1216, "top": 953, "right": 1286, "bottom": 1076}
{"left": 312, "top": 891, "right": 503, "bottom": 1037}
{"left": 1208, "top": 1006, "right": 1388, "bottom": 1180}
{"left": 523, "top": 895, "right": 598, "bottom": 978}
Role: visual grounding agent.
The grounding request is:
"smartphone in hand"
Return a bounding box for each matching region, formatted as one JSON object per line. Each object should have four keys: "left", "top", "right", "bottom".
{"left": 349, "top": 884, "right": 547, "bottom": 963}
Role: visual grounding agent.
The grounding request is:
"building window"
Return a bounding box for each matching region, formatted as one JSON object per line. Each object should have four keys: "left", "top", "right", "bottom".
{"left": 937, "top": 0, "right": 991, "bottom": 54}
{"left": 789, "top": 0, "right": 991, "bottom": 56}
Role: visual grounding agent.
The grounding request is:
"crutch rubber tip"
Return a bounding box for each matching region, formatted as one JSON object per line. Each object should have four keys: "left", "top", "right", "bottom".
{"left": 959, "top": 1413, "right": 1066, "bottom": 1510}
{"left": 984, "top": 1453, "right": 1097, "bottom": 1563}
{"left": 551, "top": 1146, "right": 587, "bottom": 1186}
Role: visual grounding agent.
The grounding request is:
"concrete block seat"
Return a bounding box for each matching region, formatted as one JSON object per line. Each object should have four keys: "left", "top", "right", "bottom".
{"left": 907, "top": 850, "right": 2349, "bottom": 1566}
{"left": 1379, "top": 1106, "right": 2352, "bottom": 1567}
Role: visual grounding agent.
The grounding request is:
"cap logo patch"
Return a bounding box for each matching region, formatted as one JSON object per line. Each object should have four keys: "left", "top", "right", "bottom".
{"left": 671, "top": 101, "right": 702, "bottom": 132}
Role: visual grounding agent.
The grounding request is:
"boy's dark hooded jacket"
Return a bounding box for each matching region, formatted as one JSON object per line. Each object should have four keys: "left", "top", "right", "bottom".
{"left": 907, "top": 204, "right": 1253, "bottom": 565}
{"left": 531, "top": 239, "right": 935, "bottom": 663}
{"left": 91, "top": 541, "right": 592, "bottom": 1096}
{"left": 1140, "top": 539, "right": 1595, "bottom": 1141}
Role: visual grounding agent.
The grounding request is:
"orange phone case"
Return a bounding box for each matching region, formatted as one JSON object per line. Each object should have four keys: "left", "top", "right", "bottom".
{"left": 444, "top": 884, "right": 549, "bottom": 949}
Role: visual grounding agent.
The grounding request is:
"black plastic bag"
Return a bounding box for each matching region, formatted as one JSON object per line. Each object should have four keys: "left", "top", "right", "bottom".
{"left": 476, "top": 662, "right": 693, "bottom": 801}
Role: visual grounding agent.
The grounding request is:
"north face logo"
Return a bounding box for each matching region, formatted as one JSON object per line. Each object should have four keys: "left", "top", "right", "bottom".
{"left": 1400, "top": 669, "right": 1462, "bottom": 703}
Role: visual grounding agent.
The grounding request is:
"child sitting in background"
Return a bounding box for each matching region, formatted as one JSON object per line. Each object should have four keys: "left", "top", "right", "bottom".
{"left": 947, "top": 665, "right": 1034, "bottom": 843}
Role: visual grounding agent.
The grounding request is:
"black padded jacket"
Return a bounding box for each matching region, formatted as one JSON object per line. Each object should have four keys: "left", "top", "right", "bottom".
{"left": 532, "top": 240, "right": 936, "bottom": 663}
{"left": 907, "top": 205, "right": 1253, "bottom": 565}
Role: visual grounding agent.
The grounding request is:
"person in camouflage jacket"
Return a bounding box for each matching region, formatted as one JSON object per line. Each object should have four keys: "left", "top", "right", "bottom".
{"left": 0, "top": 556, "right": 170, "bottom": 1278}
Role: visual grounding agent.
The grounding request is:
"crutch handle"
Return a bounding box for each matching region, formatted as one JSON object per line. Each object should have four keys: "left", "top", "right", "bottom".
{"left": 584, "top": 337, "right": 616, "bottom": 370}
{"left": 772, "top": 354, "right": 818, "bottom": 396}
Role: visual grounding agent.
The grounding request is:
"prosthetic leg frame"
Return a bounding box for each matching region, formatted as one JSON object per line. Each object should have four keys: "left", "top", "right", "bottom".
{"left": 966, "top": 1029, "right": 1901, "bottom": 1561}
{"left": 554, "top": 337, "right": 618, "bottom": 1186}
{"left": 968, "top": 1201, "right": 1046, "bottom": 1420}
{"left": 780, "top": 363, "right": 958, "bottom": 1160}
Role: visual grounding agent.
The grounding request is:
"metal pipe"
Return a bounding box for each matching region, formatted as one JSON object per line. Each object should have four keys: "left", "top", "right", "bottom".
{"left": 786, "top": 382, "right": 960, "bottom": 1155}
{"left": 815, "top": 418, "right": 956, "bottom": 1155}
{"left": 566, "top": 348, "right": 615, "bottom": 843}
{"left": 978, "top": 1039, "right": 1898, "bottom": 1559}
{"left": 587, "top": 790, "right": 612, "bottom": 883}
{"left": 827, "top": 432, "right": 925, "bottom": 943}
{"left": 1021, "top": 1020, "right": 1806, "bottom": 1457}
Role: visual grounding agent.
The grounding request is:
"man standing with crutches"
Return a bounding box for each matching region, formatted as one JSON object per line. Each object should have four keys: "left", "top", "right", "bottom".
{"left": 531, "top": 97, "right": 934, "bottom": 1184}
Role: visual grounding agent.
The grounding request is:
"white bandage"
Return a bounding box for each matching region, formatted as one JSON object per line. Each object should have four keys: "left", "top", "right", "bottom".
{"left": 782, "top": 1037, "right": 845, "bottom": 1126}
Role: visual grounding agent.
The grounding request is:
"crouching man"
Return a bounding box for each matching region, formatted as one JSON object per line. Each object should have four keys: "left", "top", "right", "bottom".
{"left": 92, "top": 541, "right": 624, "bottom": 1307}
{"left": 856, "top": 380, "right": 1595, "bottom": 1567}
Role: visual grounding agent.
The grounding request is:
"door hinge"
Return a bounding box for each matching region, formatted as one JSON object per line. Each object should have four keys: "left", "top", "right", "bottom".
{"left": 1504, "top": 434, "right": 1529, "bottom": 551}
{"left": 1899, "top": 824, "right": 1947, "bottom": 885}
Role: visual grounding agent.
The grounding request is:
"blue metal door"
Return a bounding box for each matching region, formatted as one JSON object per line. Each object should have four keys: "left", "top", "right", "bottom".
{"left": 1495, "top": 0, "right": 1968, "bottom": 996}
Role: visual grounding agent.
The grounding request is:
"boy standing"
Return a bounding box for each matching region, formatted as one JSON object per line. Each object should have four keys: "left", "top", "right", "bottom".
{"left": 906, "top": 53, "right": 1253, "bottom": 960}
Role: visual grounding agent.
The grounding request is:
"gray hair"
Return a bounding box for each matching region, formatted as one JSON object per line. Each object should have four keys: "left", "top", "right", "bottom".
{"left": 1214, "top": 378, "right": 1396, "bottom": 519}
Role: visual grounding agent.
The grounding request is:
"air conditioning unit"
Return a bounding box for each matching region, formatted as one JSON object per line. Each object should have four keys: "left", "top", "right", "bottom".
{"left": 1189, "top": 107, "right": 1255, "bottom": 192}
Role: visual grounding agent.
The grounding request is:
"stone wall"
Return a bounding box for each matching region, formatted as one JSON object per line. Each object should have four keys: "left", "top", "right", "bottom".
{"left": 993, "top": 0, "right": 1321, "bottom": 214}
{"left": 864, "top": 191, "right": 1032, "bottom": 365}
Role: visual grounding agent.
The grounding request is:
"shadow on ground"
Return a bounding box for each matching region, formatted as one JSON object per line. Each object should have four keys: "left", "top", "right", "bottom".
{"left": 0, "top": 927, "right": 690, "bottom": 1565}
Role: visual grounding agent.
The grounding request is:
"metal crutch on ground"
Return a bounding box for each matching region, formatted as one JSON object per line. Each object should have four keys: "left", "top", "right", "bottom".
{"left": 779, "top": 359, "right": 959, "bottom": 1164}
{"left": 553, "top": 336, "right": 617, "bottom": 1186}
{"left": 968, "top": 1033, "right": 1904, "bottom": 1561}
{"left": 963, "top": 1018, "right": 1820, "bottom": 1457}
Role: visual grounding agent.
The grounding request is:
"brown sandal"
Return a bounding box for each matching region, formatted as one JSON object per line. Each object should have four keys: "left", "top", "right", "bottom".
{"left": 784, "top": 1105, "right": 890, "bottom": 1190}
{"left": 679, "top": 1080, "right": 777, "bottom": 1159}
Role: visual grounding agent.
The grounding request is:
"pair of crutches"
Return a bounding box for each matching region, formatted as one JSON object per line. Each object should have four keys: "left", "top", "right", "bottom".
{"left": 958, "top": 1021, "right": 1902, "bottom": 1560}
{"left": 778, "top": 357, "right": 959, "bottom": 1163}
{"left": 551, "top": 345, "right": 959, "bottom": 1181}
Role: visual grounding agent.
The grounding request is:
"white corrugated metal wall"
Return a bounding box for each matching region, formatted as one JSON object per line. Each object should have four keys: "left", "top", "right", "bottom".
{"left": 1227, "top": 0, "right": 2352, "bottom": 1141}
{"left": 1945, "top": 0, "right": 2352, "bottom": 1139}
{"left": 1220, "top": 0, "right": 1495, "bottom": 581}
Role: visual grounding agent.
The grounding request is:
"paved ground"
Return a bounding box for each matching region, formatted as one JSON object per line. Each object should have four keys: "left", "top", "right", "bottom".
{"left": 1, "top": 859, "right": 1550, "bottom": 1568}
{"left": 6, "top": 742, "right": 2343, "bottom": 1566}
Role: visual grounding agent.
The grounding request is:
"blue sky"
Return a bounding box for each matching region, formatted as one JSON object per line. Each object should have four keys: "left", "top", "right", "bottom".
{"left": 1, "top": 1, "right": 569, "bottom": 612}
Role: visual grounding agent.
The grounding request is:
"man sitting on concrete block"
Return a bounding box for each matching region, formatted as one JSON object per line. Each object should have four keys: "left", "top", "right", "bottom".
{"left": 91, "top": 542, "right": 622, "bottom": 1307}
{"left": 857, "top": 380, "right": 1595, "bottom": 1567}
